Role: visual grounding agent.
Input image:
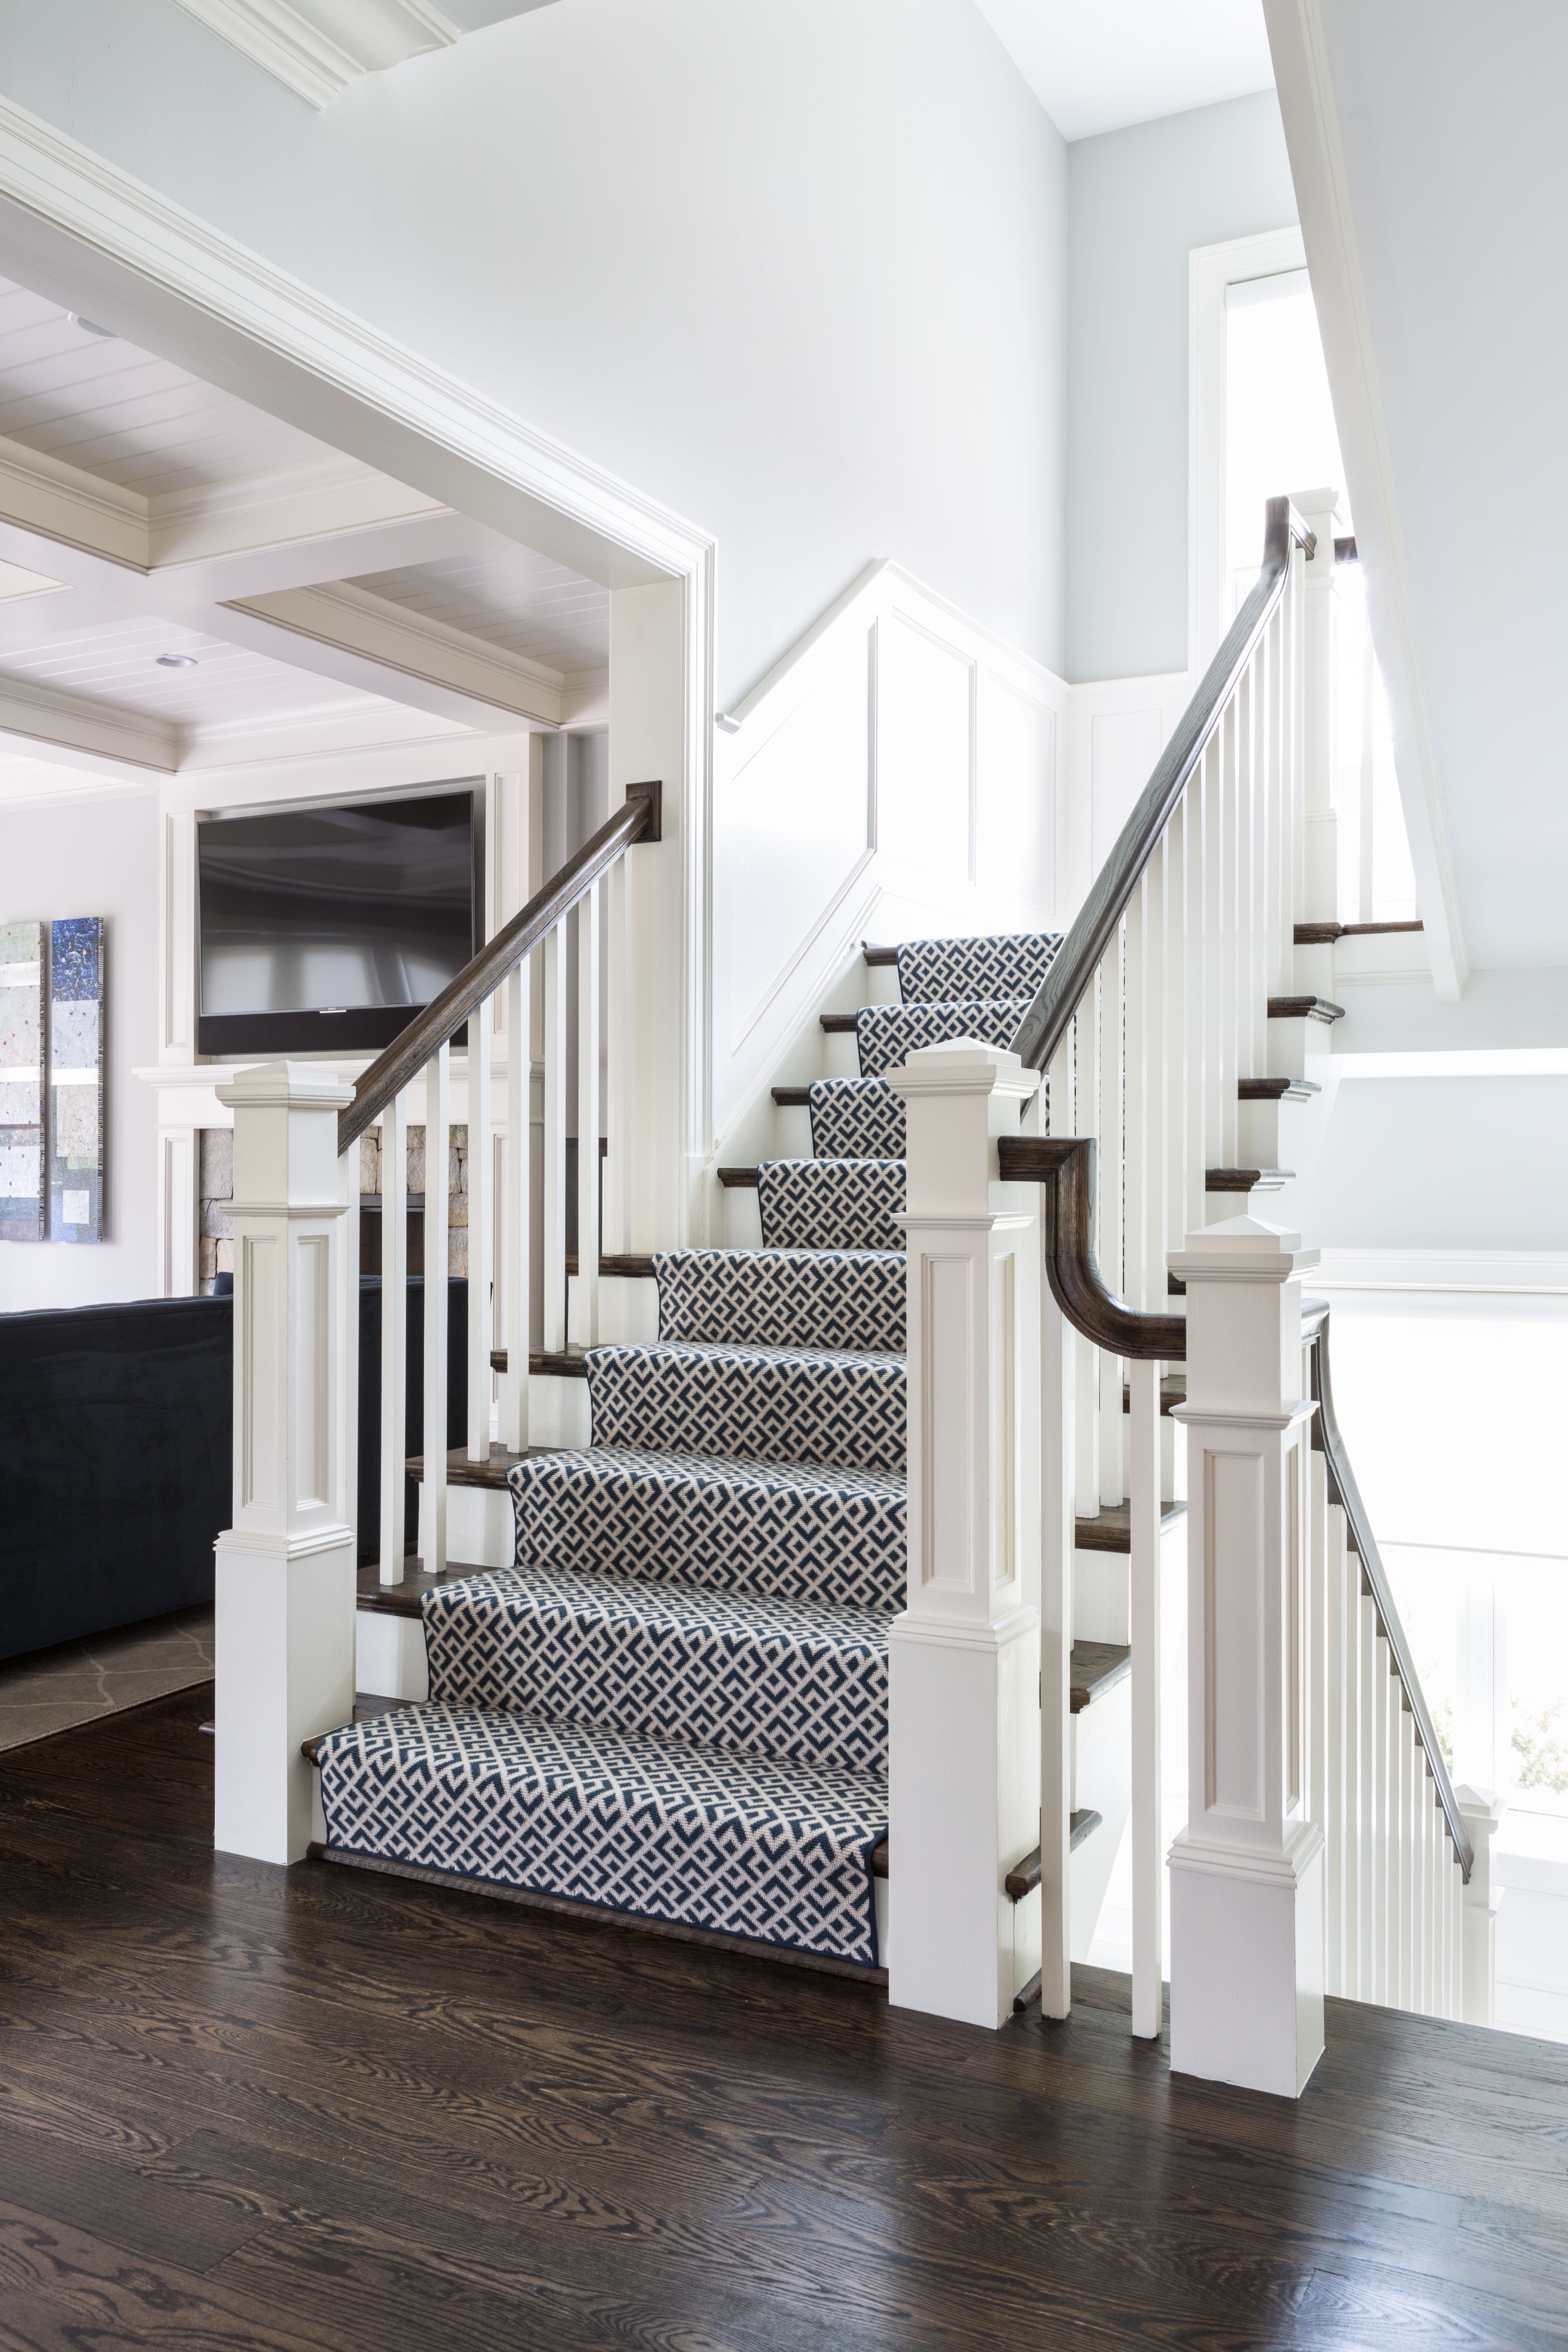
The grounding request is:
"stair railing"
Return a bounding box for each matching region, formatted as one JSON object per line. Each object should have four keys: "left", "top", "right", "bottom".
{"left": 211, "top": 781, "right": 662, "bottom": 1868}
{"left": 893, "top": 494, "right": 1478, "bottom": 2082}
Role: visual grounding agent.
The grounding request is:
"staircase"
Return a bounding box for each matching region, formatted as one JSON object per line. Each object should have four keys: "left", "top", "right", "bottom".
{"left": 311, "top": 927, "right": 1135, "bottom": 1979}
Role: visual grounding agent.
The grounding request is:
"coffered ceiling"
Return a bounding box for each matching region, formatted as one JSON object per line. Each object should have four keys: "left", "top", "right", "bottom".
{"left": 0, "top": 273, "right": 607, "bottom": 793}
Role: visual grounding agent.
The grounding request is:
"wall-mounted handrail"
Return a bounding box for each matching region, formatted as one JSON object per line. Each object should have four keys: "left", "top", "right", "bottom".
{"left": 339, "top": 781, "right": 661, "bottom": 1158}
{"left": 1306, "top": 1304, "right": 1474, "bottom": 1880}
{"left": 1011, "top": 497, "right": 1315, "bottom": 1074}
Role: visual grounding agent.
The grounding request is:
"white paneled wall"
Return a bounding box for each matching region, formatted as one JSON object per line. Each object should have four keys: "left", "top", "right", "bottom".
{"left": 713, "top": 561, "right": 1073, "bottom": 1163}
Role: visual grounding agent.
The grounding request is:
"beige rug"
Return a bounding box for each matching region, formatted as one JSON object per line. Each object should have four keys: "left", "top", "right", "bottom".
{"left": 0, "top": 1606, "right": 214, "bottom": 1752}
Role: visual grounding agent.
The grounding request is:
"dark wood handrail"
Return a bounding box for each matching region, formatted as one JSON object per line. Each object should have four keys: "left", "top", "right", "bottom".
{"left": 998, "top": 1135, "right": 1185, "bottom": 1361}
{"left": 1011, "top": 497, "right": 1315, "bottom": 1074}
{"left": 1306, "top": 1303, "right": 1473, "bottom": 1880}
{"left": 339, "top": 781, "right": 661, "bottom": 1157}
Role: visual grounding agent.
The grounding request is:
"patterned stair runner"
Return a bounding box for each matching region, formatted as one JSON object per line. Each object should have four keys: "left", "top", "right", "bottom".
{"left": 315, "top": 929, "right": 1061, "bottom": 1970}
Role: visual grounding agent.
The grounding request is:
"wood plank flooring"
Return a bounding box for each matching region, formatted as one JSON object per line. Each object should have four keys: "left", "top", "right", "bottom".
{"left": 0, "top": 1686, "right": 1563, "bottom": 2351}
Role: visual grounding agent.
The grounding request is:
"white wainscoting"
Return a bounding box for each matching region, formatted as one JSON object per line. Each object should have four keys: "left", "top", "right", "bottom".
{"left": 712, "top": 566, "right": 1196, "bottom": 1168}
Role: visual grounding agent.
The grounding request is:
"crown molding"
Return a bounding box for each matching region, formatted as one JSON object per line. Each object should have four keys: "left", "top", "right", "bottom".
{"left": 168, "top": 0, "right": 460, "bottom": 109}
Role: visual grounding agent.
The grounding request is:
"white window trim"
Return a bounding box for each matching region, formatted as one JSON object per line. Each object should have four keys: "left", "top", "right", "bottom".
{"left": 1187, "top": 224, "right": 1308, "bottom": 678}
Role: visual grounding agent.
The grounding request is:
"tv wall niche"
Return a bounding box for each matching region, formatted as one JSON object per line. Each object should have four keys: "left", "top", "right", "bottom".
{"left": 196, "top": 785, "right": 479, "bottom": 1057}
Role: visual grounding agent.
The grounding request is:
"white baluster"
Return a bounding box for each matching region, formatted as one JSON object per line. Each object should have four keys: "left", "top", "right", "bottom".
{"left": 1308, "top": 1432, "right": 1332, "bottom": 1987}
{"left": 541, "top": 924, "right": 568, "bottom": 1355}
{"left": 1128, "top": 1352, "right": 1162, "bottom": 2039}
{"left": 338, "top": 1139, "right": 360, "bottom": 1575}
{"left": 423, "top": 1040, "right": 450, "bottom": 1572}
{"left": 499, "top": 960, "right": 530, "bottom": 1453}
{"left": 1358, "top": 1594, "right": 1379, "bottom": 1999}
{"left": 379, "top": 1087, "right": 409, "bottom": 1585}
{"left": 1040, "top": 1029, "right": 1077, "bottom": 2018}
{"left": 577, "top": 879, "right": 602, "bottom": 1347}
{"left": 603, "top": 855, "right": 627, "bottom": 1254}
{"left": 1218, "top": 688, "right": 1240, "bottom": 1169}
{"left": 467, "top": 996, "right": 493, "bottom": 1463}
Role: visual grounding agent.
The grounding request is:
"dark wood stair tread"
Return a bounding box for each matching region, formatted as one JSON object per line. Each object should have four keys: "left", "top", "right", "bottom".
{"left": 1071, "top": 1638, "right": 1131, "bottom": 1712}
{"left": 1121, "top": 1375, "right": 1186, "bottom": 1416}
{"left": 355, "top": 1556, "right": 501, "bottom": 1618}
{"left": 491, "top": 1348, "right": 592, "bottom": 1377}
{"left": 1004, "top": 1811, "right": 1103, "bottom": 1904}
{"left": 819, "top": 1012, "right": 860, "bottom": 1033}
{"left": 405, "top": 1443, "right": 533, "bottom": 1489}
{"left": 1237, "top": 1077, "right": 1320, "bottom": 1100}
{"left": 1205, "top": 1166, "right": 1293, "bottom": 1191}
{"left": 1267, "top": 994, "right": 1345, "bottom": 1022}
{"left": 564, "top": 1254, "right": 656, "bottom": 1278}
{"left": 862, "top": 942, "right": 899, "bottom": 966}
{"left": 1076, "top": 1501, "right": 1186, "bottom": 1553}
{"left": 772, "top": 1086, "right": 812, "bottom": 1107}
{"left": 1294, "top": 919, "right": 1423, "bottom": 945}
{"left": 717, "top": 1166, "right": 762, "bottom": 1187}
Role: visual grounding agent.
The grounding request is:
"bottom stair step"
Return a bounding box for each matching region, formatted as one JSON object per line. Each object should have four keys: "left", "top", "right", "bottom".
{"left": 868, "top": 1808, "right": 1100, "bottom": 1890}
{"left": 312, "top": 1701, "right": 886, "bottom": 1969}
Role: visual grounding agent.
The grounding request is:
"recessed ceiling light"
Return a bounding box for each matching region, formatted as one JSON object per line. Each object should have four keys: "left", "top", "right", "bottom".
{"left": 156, "top": 654, "right": 198, "bottom": 669}
{"left": 67, "top": 314, "right": 114, "bottom": 338}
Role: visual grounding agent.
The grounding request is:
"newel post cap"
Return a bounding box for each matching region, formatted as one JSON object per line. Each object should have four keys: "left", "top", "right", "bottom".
{"left": 886, "top": 1039, "right": 1039, "bottom": 1103}
{"left": 217, "top": 1061, "right": 356, "bottom": 1115}
{"left": 1168, "top": 1214, "right": 1320, "bottom": 1285}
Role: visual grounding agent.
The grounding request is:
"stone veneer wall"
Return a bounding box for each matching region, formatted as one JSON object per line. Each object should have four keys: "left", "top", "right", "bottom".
{"left": 198, "top": 1124, "right": 469, "bottom": 1294}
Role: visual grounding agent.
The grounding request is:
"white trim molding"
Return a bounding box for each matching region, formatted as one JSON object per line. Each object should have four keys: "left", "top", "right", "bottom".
{"left": 169, "top": 0, "right": 459, "bottom": 109}
{"left": 1264, "top": 0, "right": 1467, "bottom": 1003}
{"left": 1313, "top": 1248, "right": 1568, "bottom": 1296}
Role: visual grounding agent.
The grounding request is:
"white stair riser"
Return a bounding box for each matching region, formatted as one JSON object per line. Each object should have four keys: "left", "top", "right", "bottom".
{"left": 356, "top": 1608, "right": 428, "bottom": 1703}
{"left": 567, "top": 1272, "right": 658, "bottom": 1348}
{"left": 1074, "top": 1514, "right": 1187, "bottom": 1646}
{"left": 722, "top": 1185, "right": 765, "bottom": 1249}
{"left": 773, "top": 1102, "right": 813, "bottom": 1158}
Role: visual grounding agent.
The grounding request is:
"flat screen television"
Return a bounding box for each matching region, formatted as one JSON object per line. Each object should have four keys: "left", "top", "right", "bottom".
{"left": 196, "top": 786, "right": 478, "bottom": 1056}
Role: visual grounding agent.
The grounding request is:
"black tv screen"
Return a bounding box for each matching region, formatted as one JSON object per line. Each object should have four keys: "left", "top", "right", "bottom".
{"left": 196, "top": 788, "right": 478, "bottom": 1056}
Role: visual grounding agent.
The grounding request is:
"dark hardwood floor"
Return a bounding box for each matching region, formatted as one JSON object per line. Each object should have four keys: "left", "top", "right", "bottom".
{"left": 0, "top": 1688, "right": 1563, "bottom": 2351}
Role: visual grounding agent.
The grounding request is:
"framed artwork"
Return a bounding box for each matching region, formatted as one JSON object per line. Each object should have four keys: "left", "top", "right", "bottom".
{"left": 49, "top": 918, "right": 104, "bottom": 1243}
{"left": 0, "top": 920, "right": 45, "bottom": 1242}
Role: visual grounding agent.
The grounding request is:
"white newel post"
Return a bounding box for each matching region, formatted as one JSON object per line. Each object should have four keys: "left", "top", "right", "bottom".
{"left": 1456, "top": 1784, "right": 1504, "bottom": 2027}
{"left": 1167, "top": 1214, "right": 1326, "bottom": 2098}
{"left": 886, "top": 1042, "right": 1041, "bottom": 2029}
{"left": 213, "top": 1064, "right": 359, "bottom": 1866}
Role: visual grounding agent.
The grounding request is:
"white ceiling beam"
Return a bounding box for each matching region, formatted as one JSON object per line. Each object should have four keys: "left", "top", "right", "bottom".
{"left": 0, "top": 669, "right": 176, "bottom": 772}
{"left": 226, "top": 579, "right": 564, "bottom": 724}
{"left": 0, "top": 432, "right": 148, "bottom": 569}
{"left": 200, "top": 590, "right": 543, "bottom": 733}
{"left": 168, "top": 0, "right": 459, "bottom": 109}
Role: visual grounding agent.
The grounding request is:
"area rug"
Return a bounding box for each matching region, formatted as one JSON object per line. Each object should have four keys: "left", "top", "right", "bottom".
{"left": 0, "top": 1606, "right": 214, "bottom": 1751}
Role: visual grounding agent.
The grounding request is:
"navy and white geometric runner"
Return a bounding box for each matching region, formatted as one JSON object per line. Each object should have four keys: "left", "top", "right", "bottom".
{"left": 853, "top": 1000, "right": 1033, "bottom": 1078}
{"left": 896, "top": 932, "right": 1063, "bottom": 1005}
{"left": 585, "top": 1338, "right": 906, "bottom": 1474}
{"left": 757, "top": 1157, "right": 905, "bottom": 1254}
{"left": 808, "top": 1078, "right": 906, "bottom": 1160}
{"left": 424, "top": 1562, "right": 890, "bottom": 1773}
{"left": 316, "top": 1703, "right": 884, "bottom": 1967}
{"left": 653, "top": 1245, "right": 904, "bottom": 1353}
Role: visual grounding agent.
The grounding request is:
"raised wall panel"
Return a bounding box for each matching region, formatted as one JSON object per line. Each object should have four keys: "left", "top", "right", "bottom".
{"left": 978, "top": 676, "right": 1055, "bottom": 914}
{"left": 878, "top": 613, "right": 974, "bottom": 879}
{"left": 723, "top": 633, "right": 872, "bottom": 1044}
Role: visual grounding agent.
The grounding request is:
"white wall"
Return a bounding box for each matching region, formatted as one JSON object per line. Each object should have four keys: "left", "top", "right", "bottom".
{"left": 1307, "top": 1076, "right": 1568, "bottom": 1252}
{"left": 1066, "top": 91, "right": 1297, "bottom": 683}
{"left": 0, "top": 0, "right": 1069, "bottom": 709}
{"left": 0, "top": 783, "right": 161, "bottom": 1311}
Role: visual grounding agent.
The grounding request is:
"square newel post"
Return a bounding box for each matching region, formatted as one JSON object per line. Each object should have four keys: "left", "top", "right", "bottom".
{"left": 885, "top": 1041, "right": 1042, "bottom": 2029}
{"left": 1456, "top": 1785, "right": 1504, "bottom": 2026}
{"left": 1167, "top": 1214, "right": 1325, "bottom": 2097}
{"left": 213, "top": 1063, "right": 359, "bottom": 1866}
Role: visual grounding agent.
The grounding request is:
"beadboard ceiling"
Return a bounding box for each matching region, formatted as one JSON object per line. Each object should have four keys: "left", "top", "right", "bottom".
{"left": 0, "top": 275, "right": 608, "bottom": 792}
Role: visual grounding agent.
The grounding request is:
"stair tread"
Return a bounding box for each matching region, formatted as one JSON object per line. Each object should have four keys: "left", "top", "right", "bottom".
{"left": 1237, "top": 1077, "right": 1321, "bottom": 1100}
{"left": 656, "top": 1245, "right": 904, "bottom": 1352}
{"left": 1267, "top": 994, "right": 1346, "bottom": 1022}
{"left": 406, "top": 1442, "right": 532, "bottom": 1490}
{"left": 586, "top": 1337, "right": 906, "bottom": 1475}
{"left": 1002, "top": 1810, "right": 1103, "bottom": 1902}
{"left": 357, "top": 1557, "right": 498, "bottom": 1619}
{"left": 1071, "top": 1638, "right": 1132, "bottom": 1711}
{"left": 312, "top": 1700, "right": 886, "bottom": 1969}
{"left": 1205, "top": 1166, "right": 1295, "bottom": 1189}
{"left": 1121, "top": 1376, "right": 1187, "bottom": 1416}
{"left": 1075, "top": 1501, "right": 1187, "bottom": 1552}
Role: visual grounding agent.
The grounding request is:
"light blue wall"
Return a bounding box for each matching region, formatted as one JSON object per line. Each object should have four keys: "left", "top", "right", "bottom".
{"left": 0, "top": 0, "right": 1068, "bottom": 709}
{"left": 1308, "top": 1077, "right": 1568, "bottom": 1250}
{"left": 1065, "top": 91, "right": 1296, "bottom": 684}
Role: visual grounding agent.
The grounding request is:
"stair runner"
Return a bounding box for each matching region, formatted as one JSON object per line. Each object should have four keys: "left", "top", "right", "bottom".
{"left": 314, "top": 930, "right": 1061, "bottom": 1969}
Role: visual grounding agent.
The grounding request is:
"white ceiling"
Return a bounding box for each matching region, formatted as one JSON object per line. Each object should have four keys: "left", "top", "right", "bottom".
{"left": 0, "top": 277, "right": 608, "bottom": 791}
{"left": 975, "top": 0, "right": 1275, "bottom": 141}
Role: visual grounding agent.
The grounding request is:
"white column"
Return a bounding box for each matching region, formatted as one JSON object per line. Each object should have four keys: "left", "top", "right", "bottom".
{"left": 886, "top": 1041, "right": 1042, "bottom": 2030}
{"left": 1294, "top": 487, "right": 1345, "bottom": 924}
{"left": 213, "top": 1063, "right": 357, "bottom": 1866}
{"left": 1167, "top": 1214, "right": 1325, "bottom": 2098}
{"left": 1456, "top": 1784, "right": 1504, "bottom": 2027}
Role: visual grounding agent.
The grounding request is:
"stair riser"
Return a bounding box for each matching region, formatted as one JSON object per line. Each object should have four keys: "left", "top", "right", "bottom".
{"left": 1264, "top": 1011, "right": 1337, "bottom": 1084}
{"left": 773, "top": 1102, "right": 813, "bottom": 1158}
{"left": 657, "top": 1250, "right": 906, "bottom": 1354}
